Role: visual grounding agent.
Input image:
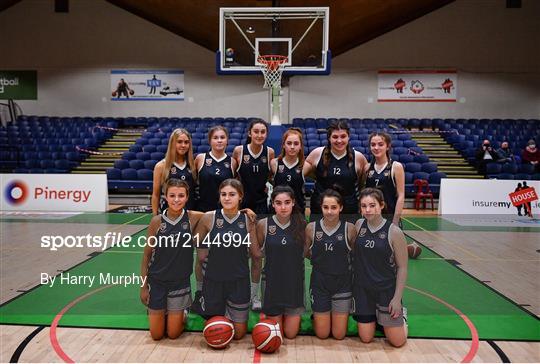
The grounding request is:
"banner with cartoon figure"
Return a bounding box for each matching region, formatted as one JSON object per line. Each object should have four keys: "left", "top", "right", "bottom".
{"left": 110, "top": 70, "right": 184, "bottom": 101}
{"left": 378, "top": 70, "right": 457, "bottom": 102}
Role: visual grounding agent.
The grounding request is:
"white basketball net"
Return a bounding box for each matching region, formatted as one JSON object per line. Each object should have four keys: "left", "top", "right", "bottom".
{"left": 258, "top": 55, "right": 288, "bottom": 89}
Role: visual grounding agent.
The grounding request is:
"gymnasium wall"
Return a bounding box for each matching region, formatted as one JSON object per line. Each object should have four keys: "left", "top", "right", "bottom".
{"left": 0, "top": 0, "right": 539, "bottom": 120}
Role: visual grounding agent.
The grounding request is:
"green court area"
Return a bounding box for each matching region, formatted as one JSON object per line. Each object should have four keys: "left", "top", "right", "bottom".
{"left": 0, "top": 215, "right": 539, "bottom": 341}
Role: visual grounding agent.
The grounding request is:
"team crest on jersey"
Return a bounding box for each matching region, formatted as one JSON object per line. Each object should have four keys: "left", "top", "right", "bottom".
{"left": 182, "top": 222, "right": 189, "bottom": 230}
{"left": 205, "top": 158, "right": 212, "bottom": 167}
{"left": 359, "top": 228, "right": 367, "bottom": 237}
{"left": 379, "top": 232, "right": 387, "bottom": 239}
{"left": 315, "top": 231, "right": 323, "bottom": 241}
{"left": 171, "top": 167, "right": 177, "bottom": 174}
{"left": 384, "top": 171, "right": 390, "bottom": 177}
{"left": 268, "top": 225, "right": 277, "bottom": 235}
{"left": 336, "top": 234, "right": 344, "bottom": 241}
{"left": 159, "top": 222, "right": 167, "bottom": 233}
{"left": 215, "top": 218, "right": 224, "bottom": 228}
{"left": 368, "top": 170, "right": 375, "bottom": 178}
{"left": 238, "top": 221, "right": 245, "bottom": 229}
{"left": 243, "top": 155, "right": 250, "bottom": 164}
{"left": 278, "top": 165, "right": 285, "bottom": 173}
{"left": 261, "top": 156, "right": 267, "bottom": 164}
{"left": 296, "top": 167, "right": 302, "bottom": 174}
{"left": 224, "top": 162, "right": 230, "bottom": 168}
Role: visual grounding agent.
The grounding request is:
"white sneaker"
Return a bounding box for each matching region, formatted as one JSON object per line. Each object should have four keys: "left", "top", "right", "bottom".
{"left": 251, "top": 295, "right": 262, "bottom": 311}
{"left": 402, "top": 306, "right": 408, "bottom": 335}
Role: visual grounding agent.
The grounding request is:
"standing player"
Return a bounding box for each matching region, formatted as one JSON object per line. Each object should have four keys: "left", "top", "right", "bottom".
{"left": 270, "top": 128, "right": 306, "bottom": 213}
{"left": 364, "top": 132, "right": 405, "bottom": 225}
{"left": 303, "top": 120, "right": 367, "bottom": 220}
{"left": 352, "top": 188, "right": 408, "bottom": 347}
{"left": 195, "top": 126, "right": 237, "bottom": 212}
{"left": 194, "top": 179, "right": 261, "bottom": 340}
{"left": 253, "top": 186, "right": 306, "bottom": 339}
{"left": 305, "top": 189, "right": 356, "bottom": 340}
{"left": 140, "top": 179, "right": 205, "bottom": 340}
{"left": 365, "top": 131, "right": 421, "bottom": 257}
{"left": 152, "top": 128, "right": 197, "bottom": 215}
{"left": 233, "top": 119, "right": 275, "bottom": 214}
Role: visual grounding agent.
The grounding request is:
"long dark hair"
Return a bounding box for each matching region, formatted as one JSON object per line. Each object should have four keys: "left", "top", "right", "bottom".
{"left": 271, "top": 185, "right": 306, "bottom": 245}
{"left": 322, "top": 120, "right": 354, "bottom": 177}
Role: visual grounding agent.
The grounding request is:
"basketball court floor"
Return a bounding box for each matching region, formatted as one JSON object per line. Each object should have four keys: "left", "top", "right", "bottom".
{"left": 0, "top": 211, "right": 539, "bottom": 362}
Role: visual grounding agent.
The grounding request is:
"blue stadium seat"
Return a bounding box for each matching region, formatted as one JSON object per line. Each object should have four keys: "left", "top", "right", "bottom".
{"left": 429, "top": 172, "right": 446, "bottom": 185}
{"left": 405, "top": 162, "right": 422, "bottom": 173}
{"left": 151, "top": 152, "right": 165, "bottom": 161}
{"left": 404, "top": 172, "right": 413, "bottom": 184}
{"left": 40, "top": 160, "right": 55, "bottom": 169}
{"left": 497, "top": 173, "right": 514, "bottom": 180}
{"left": 122, "top": 151, "right": 136, "bottom": 160}
{"left": 486, "top": 163, "right": 502, "bottom": 175}
{"left": 149, "top": 138, "right": 161, "bottom": 146}
{"left": 531, "top": 173, "right": 540, "bottom": 180}
{"left": 514, "top": 173, "right": 531, "bottom": 180}
{"left": 144, "top": 160, "right": 158, "bottom": 170}
{"left": 413, "top": 154, "right": 429, "bottom": 164}
{"left": 197, "top": 145, "right": 210, "bottom": 153}
{"left": 399, "top": 154, "right": 414, "bottom": 164}
{"left": 156, "top": 145, "right": 168, "bottom": 153}
{"left": 393, "top": 147, "right": 408, "bottom": 155}
{"left": 137, "top": 169, "right": 154, "bottom": 181}
{"left": 135, "top": 152, "right": 151, "bottom": 161}
{"left": 114, "top": 160, "right": 130, "bottom": 170}
{"left": 519, "top": 163, "right": 535, "bottom": 174}
{"left": 413, "top": 172, "right": 430, "bottom": 181}
{"left": 129, "top": 160, "right": 145, "bottom": 170}
{"left": 121, "top": 168, "right": 138, "bottom": 180}
{"left": 129, "top": 144, "right": 143, "bottom": 153}
{"left": 421, "top": 162, "right": 438, "bottom": 173}
{"left": 54, "top": 159, "right": 70, "bottom": 171}
{"left": 143, "top": 145, "right": 157, "bottom": 153}
{"left": 501, "top": 163, "right": 518, "bottom": 174}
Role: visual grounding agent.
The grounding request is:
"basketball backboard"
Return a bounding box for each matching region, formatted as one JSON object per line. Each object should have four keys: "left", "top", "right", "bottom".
{"left": 217, "top": 7, "right": 330, "bottom": 75}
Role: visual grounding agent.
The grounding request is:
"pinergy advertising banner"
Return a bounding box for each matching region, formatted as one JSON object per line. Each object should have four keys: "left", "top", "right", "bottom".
{"left": 0, "top": 70, "right": 37, "bottom": 100}
{"left": 378, "top": 70, "right": 457, "bottom": 102}
{"left": 1, "top": 174, "right": 108, "bottom": 212}
{"left": 110, "top": 70, "right": 184, "bottom": 101}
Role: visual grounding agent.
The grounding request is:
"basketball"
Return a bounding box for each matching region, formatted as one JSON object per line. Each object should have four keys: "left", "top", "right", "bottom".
{"left": 111, "top": 91, "right": 117, "bottom": 97}
{"left": 408, "top": 243, "right": 422, "bottom": 259}
{"left": 129, "top": 89, "right": 134, "bottom": 95}
{"left": 203, "top": 316, "right": 235, "bottom": 349}
{"left": 252, "top": 319, "right": 282, "bottom": 353}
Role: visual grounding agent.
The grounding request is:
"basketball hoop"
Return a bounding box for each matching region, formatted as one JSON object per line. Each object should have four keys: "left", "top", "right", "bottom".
{"left": 257, "top": 55, "right": 288, "bottom": 89}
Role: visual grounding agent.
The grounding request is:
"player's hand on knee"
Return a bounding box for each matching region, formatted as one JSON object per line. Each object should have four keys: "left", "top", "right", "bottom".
{"left": 389, "top": 298, "right": 402, "bottom": 319}
{"left": 140, "top": 286, "right": 149, "bottom": 306}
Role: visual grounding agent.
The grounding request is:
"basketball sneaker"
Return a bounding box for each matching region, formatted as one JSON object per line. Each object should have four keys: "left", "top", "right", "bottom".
{"left": 251, "top": 294, "right": 262, "bottom": 311}
{"left": 190, "top": 290, "right": 204, "bottom": 315}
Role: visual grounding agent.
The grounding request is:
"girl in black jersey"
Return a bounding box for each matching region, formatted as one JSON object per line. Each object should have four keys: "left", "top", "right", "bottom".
{"left": 233, "top": 119, "right": 275, "bottom": 214}
{"left": 192, "top": 126, "right": 238, "bottom": 313}
{"left": 140, "top": 179, "right": 206, "bottom": 340}
{"left": 304, "top": 120, "right": 367, "bottom": 220}
{"left": 253, "top": 185, "right": 306, "bottom": 339}
{"left": 194, "top": 179, "right": 261, "bottom": 340}
{"left": 305, "top": 189, "right": 356, "bottom": 340}
{"left": 195, "top": 126, "right": 237, "bottom": 212}
{"left": 270, "top": 128, "right": 306, "bottom": 213}
{"left": 151, "top": 128, "right": 197, "bottom": 215}
{"left": 364, "top": 132, "right": 405, "bottom": 225}
{"left": 352, "top": 188, "right": 408, "bottom": 347}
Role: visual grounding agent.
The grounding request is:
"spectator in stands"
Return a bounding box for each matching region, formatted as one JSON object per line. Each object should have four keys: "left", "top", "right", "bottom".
{"left": 496, "top": 141, "right": 515, "bottom": 164}
{"left": 475, "top": 139, "right": 498, "bottom": 174}
{"left": 521, "top": 139, "right": 540, "bottom": 172}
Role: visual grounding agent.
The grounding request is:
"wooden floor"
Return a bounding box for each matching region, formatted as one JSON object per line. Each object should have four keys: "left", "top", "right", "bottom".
{"left": 1, "top": 325, "right": 539, "bottom": 363}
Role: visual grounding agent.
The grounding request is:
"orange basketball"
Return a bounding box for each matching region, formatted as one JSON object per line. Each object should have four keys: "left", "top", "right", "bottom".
{"left": 112, "top": 91, "right": 117, "bottom": 97}
{"left": 252, "top": 319, "right": 282, "bottom": 353}
{"left": 203, "top": 316, "right": 234, "bottom": 349}
{"left": 129, "top": 89, "right": 134, "bottom": 95}
{"left": 408, "top": 243, "right": 422, "bottom": 259}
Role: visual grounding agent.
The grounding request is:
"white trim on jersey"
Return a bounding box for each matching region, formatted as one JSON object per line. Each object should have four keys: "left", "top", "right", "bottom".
{"left": 162, "top": 208, "right": 185, "bottom": 225}
{"left": 209, "top": 151, "right": 228, "bottom": 162}
{"left": 261, "top": 217, "right": 268, "bottom": 251}
{"left": 221, "top": 209, "right": 241, "bottom": 224}
{"left": 272, "top": 214, "right": 291, "bottom": 230}
{"left": 173, "top": 161, "right": 187, "bottom": 170}
{"left": 344, "top": 222, "right": 352, "bottom": 251}
{"left": 320, "top": 218, "right": 341, "bottom": 237}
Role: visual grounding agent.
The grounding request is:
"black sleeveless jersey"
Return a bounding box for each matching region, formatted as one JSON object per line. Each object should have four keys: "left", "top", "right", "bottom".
{"left": 365, "top": 161, "right": 397, "bottom": 216}
{"left": 262, "top": 216, "right": 304, "bottom": 308}
{"left": 353, "top": 219, "right": 396, "bottom": 289}
{"left": 204, "top": 209, "right": 250, "bottom": 281}
{"left": 314, "top": 148, "right": 358, "bottom": 202}
{"left": 273, "top": 158, "right": 305, "bottom": 209}
{"left": 160, "top": 162, "right": 196, "bottom": 211}
{"left": 148, "top": 209, "right": 193, "bottom": 283}
{"left": 310, "top": 219, "right": 351, "bottom": 276}
{"left": 197, "top": 153, "right": 234, "bottom": 212}
{"left": 237, "top": 144, "right": 270, "bottom": 208}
